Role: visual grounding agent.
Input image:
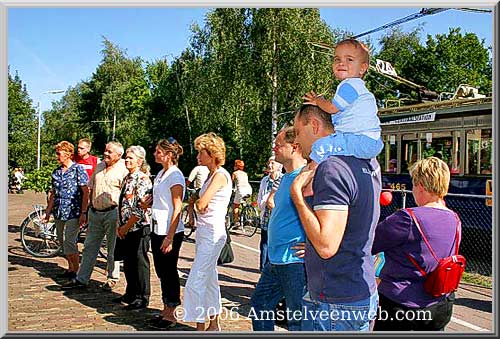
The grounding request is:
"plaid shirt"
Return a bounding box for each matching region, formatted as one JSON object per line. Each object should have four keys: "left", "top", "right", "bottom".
{"left": 260, "top": 174, "right": 282, "bottom": 231}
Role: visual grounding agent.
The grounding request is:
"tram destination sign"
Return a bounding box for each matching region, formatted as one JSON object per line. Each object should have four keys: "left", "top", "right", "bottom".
{"left": 381, "top": 112, "right": 436, "bottom": 126}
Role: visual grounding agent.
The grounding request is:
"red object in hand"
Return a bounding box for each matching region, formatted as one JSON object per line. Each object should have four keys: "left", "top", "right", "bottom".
{"left": 380, "top": 191, "right": 393, "bottom": 206}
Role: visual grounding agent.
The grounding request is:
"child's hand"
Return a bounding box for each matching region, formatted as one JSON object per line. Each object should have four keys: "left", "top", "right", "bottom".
{"left": 303, "top": 91, "right": 319, "bottom": 105}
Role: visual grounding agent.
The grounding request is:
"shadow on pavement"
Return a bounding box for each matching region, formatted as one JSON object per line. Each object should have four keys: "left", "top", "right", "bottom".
{"left": 454, "top": 297, "right": 492, "bottom": 313}
{"left": 8, "top": 252, "right": 196, "bottom": 331}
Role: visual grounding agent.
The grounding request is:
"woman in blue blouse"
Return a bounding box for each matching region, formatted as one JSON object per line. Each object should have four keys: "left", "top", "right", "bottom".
{"left": 44, "top": 141, "right": 89, "bottom": 280}
{"left": 113, "top": 146, "right": 153, "bottom": 310}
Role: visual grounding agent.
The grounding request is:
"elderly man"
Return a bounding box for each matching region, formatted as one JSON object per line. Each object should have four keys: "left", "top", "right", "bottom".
{"left": 250, "top": 126, "right": 307, "bottom": 331}
{"left": 62, "top": 141, "right": 128, "bottom": 290}
{"left": 291, "top": 104, "right": 381, "bottom": 331}
{"left": 256, "top": 157, "right": 283, "bottom": 272}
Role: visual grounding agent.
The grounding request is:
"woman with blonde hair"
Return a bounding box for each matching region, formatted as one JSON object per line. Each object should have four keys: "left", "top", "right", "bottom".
{"left": 44, "top": 141, "right": 89, "bottom": 280}
{"left": 182, "top": 132, "right": 232, "bottom": 331}
{"left": 231, "top": 159, "right": 252, "bottom": 228}
{"left": 113, "top": 145, "right": 153, "bottom": 310}
{"left": 144, "top": 137, "right": 186, "bottom": 329}
{"left": 372, "top": 156, "right": 462, "bottom": 331}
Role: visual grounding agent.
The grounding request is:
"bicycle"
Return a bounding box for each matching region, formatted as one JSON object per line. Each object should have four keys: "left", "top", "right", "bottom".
{"left": 20, "top": 204, "right": 107, "bottom": 259}
{"left": 225, "top": 195, "right": 260, "bottom": 237}
{"left": 182, "top": 187, "right": 198, "bottom": 240}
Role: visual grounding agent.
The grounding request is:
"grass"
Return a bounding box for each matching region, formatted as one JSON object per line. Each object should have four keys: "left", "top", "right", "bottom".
{"left": 462, "top": 272, "right": 492, "bottom": 288}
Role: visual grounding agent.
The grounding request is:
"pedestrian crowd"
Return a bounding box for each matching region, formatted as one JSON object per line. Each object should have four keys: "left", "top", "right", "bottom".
{"left": 38, "top": 38, "right": 462, "bottom": 332}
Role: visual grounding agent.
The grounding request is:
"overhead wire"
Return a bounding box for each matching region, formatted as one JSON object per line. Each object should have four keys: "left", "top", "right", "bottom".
{"left": 352, "top": 8, "right": 450, "bottom": 39}
{"left": 456, "top": 8, "right": 492, "bottom": 13}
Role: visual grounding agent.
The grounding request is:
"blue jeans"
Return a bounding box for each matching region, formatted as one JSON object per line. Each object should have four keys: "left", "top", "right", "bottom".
{"left": 301, "top": 291, "right": 379, "bottom": 331}
{"left": 259, "top": 229, "right": 268, "bottom": 272}
{"left": 250, "top": 262, "right": 306, "bottom": 331}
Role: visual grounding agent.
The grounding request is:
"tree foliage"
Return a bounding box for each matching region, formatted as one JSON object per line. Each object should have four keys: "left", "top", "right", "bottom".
{"left": 8, "top": 69, "right": 37, "bottom": 172}
{"left": 9, "top": 10, "right": 493, "bottom": 181}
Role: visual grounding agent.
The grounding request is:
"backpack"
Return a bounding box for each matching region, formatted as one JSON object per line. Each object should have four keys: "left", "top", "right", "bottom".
{"left": 406, "top": 208, "right": 466, "bottom": 298}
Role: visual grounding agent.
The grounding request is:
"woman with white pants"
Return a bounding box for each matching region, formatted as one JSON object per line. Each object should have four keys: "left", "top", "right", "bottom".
{"left": 182, "top": 132, "right": 232, "bottom": 331}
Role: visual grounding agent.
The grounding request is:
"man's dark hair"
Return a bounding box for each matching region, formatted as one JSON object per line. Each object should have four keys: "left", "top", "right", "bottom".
{"left": 280, "top": 126, "right": 296, "bottom": 144}
{"left": 295, "top": 104, "right": 334, "bottom": 131}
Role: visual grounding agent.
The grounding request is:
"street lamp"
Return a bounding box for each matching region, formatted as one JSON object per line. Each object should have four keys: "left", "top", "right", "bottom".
{"left": 37, "top": 89, "right": 65, "bottom": 170}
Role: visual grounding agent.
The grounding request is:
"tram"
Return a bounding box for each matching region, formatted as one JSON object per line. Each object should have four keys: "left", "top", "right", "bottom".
{"left": 377, "top": 94, "right": 493, "bottom": 195}
{"left": 377, "top": 94, "right": 493, "bottom": 274}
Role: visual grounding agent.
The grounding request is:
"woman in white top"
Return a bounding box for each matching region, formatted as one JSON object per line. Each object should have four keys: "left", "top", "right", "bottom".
{"left": 143, "top": 137, "right": 185, "bottom": 330}
{"left": 182, "top": 132, "right": 232, "bottom": 331}
{"left": 231, "top": 159, "right": 252, "bottom": 227}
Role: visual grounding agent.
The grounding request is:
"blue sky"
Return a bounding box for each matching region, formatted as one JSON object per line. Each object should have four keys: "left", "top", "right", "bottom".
{"left": 7, "top": 7, "right": 494, "bottom": 111}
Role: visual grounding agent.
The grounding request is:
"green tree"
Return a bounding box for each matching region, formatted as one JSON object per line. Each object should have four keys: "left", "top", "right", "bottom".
{"left": 42, "top": 85, "right": 88, "bottom": 161}
{"left": 373, "top": 27, "right": 492, "bottom": 105}
{"left": 77, "top": 37, "right": 152, "bottom": 152}
{"left": 8, "top": 69, "right": 37, "bottom": 172}
{"left": 181, "top": 8, "right": 335, "bottom": 176}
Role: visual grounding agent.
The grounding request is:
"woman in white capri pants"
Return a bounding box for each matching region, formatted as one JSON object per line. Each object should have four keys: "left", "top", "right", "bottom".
{"left": 182, "top": 132, "right": 232, "bottom": 331}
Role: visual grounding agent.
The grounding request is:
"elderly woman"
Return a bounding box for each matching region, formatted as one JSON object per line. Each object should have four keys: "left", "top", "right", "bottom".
{"left": 231, "top": 159, "right": 252, "bottom": 228}
{"left": 44, "top": 141, "right": 89, "bottom": 280}
{"left": 144, "top": 137, "right": 186, "bottom": 329}
{"left": 112, "top": 146, "right": 153, "bottom": 310}
{"left": 372, "top": 156, "right": 462, "bottom": 331}
{"left": 182, "top": 132, "right": 232, "bottom": 331}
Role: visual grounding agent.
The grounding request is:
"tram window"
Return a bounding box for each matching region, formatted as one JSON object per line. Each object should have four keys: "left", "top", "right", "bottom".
{"left": 401, "top": 133, "right": 419, "bottom": 173}
{"left": 466, "top": 129, "right": 492, "bottom": 175}
{"left": 467, "top": 129, "right": 481, "bottom": 174}
{"left": 380, "top": 135, "right": 397, "bottom": 173}
{"left": 422, "top": 131, "right": 459, "bottom": 175}
{"left": 480, "top": 129, "right": 492, "bottom": 175}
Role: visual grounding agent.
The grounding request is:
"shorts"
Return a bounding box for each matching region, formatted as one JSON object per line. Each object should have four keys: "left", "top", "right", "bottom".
{"left": 55, "top": 218, "right": 80, "bottom": 255}
{"left": 234, "top": 189, "right": 252, "bottom": 204}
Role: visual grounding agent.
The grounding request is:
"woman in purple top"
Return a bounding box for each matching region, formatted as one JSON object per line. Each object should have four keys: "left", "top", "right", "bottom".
{"left": 372, "top": 156, "right": 461, "bottom": 331}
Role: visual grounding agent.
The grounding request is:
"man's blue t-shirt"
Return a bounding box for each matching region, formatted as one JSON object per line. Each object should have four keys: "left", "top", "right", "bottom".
{"left": 305, "top": 156, "right": 381, "bottom": 303}
{"left": 267, "top": 166, "right": 305, "bottom": 265}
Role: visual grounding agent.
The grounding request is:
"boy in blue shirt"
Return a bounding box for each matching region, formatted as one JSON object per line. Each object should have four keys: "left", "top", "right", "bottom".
{"left": 303, "top": 38, "right": 383, "bottom": 166}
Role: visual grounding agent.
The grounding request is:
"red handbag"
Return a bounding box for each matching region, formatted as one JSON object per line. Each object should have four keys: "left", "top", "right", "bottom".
{"left": 406, "top": 208, "right": 466, "bottom": 298}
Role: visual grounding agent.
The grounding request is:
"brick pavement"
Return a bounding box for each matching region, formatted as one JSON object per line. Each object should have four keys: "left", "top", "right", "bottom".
{"left": 8, "top": 191, "right": 257, "bottom": 332}
{"left": 7, "top": 191, "right": 493, "bottom": 333}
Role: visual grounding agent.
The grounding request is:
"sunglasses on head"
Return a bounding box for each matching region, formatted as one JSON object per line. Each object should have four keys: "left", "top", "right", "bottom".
{"left": 167, "top": 137, "right": 176, "bottom": 144}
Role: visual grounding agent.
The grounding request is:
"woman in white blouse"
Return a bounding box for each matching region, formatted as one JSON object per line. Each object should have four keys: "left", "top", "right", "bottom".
{"left": 182, "top": 132, "right": 232, "bottom": 331}
{"left": 144, "top": 137, "right": 185, "bottom": 330}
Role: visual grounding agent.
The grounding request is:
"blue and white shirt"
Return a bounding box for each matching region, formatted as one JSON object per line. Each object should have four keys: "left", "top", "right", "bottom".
{"left": 332, "top": 78, "right": 381, "bottom": 139}
{"left": 51, "top": 163, "right": 89, "bottom": 221}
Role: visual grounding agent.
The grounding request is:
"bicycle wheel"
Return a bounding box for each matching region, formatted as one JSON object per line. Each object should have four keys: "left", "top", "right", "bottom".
{"left": 240, "top": 205, "right": 259, "bottom": 237}
{"left": 182, "top": 205, "right": 194, "bottom": 239}
{"left": 20, "top": 209, "right": 61, "bottom": 257}
{"left": 225, "top": 205, "right": 234, "bottom": 231}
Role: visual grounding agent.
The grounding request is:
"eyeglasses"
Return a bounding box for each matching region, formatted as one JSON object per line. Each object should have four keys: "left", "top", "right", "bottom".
{"left": 167, "top": 137, "right": 176, "bottom": 144}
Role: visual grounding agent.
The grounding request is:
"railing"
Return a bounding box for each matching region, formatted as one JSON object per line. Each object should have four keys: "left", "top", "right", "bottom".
{"left": 381, "top": 190, "right": 492, "bottom": 276}
{"left": 240, "top": 182, "right": 493, "bottom": 277}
